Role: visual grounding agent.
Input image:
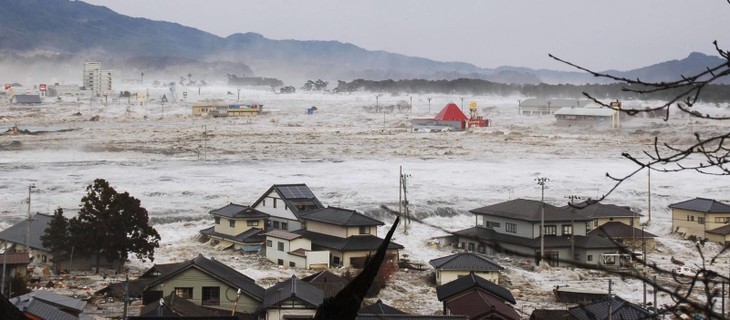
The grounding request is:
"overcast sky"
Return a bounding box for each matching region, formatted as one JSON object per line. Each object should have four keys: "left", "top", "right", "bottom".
{"left": 82, "top": 0, "right": 730, "bottom": 72}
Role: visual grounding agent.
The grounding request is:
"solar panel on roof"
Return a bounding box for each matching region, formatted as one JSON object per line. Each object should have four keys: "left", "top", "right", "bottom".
{"left": 278, "top": 185, "right": 315, "bottom": 199}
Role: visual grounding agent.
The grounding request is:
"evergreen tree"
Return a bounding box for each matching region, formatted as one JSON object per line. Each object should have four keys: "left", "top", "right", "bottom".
{"left": 73, "top": 179, "right": 160, "bottom": 273}
{"left": 40, "top": 208, "right": 70, "bottom": 254}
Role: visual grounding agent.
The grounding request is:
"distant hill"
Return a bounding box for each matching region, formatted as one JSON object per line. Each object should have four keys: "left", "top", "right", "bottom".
{"left": 0, "top": 0, "right": 726, "bottom": 85}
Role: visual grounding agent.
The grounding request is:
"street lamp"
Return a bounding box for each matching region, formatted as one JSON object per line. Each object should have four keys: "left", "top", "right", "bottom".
{"left": 536, "top": 177, "right": 549, "bottom": 265}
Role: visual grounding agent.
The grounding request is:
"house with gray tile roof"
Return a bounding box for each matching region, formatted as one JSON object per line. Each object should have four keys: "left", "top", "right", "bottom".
{"left": 429, "top": 252, "right": 504, "bottom": 285}
{"left": 588, "top": 221, "right": 657, "bottom": 251}
{"left": 258, "top": 275, "right": 324, "bottom": 320}
{"left": 142, "top": 254, "right": 264, "bottom": 315}
{"left": 453, "top": 198, "right": 637, "bottom": 267}
{"left": 568, "top": 295, "right": 655, "bottom": 320}
{"left": 301, "top": 270, "right": 348, "bottom": 298}
{"left": 436, "top": 272, "right": 519, "bottom": 320}
{"left": 10, "top": 291, "right": 87, "bottom": 319}
{"left": 200, "top": 202, "right": 269, "bottom": 252}
{"left": 251, "top": 184, "right": 325, "bottom": 232}
{"left": 565, "top": 201, "right": 642, "bottom": 230}
{"left": 670, "top": 197, "right": 730, "bottom": 242}
{"left": 293, "top": 229, "right": 403, "bottom": 268}
{"left": 357, "top": 300, "right": 469, "bottom": 320}
{"left": 0, "top": 213, "right": 54, "bottom": 264}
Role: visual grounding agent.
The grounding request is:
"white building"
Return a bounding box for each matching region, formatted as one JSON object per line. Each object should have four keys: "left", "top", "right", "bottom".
{"left": 83, "top": 61, "right": 113, "bottom": 97}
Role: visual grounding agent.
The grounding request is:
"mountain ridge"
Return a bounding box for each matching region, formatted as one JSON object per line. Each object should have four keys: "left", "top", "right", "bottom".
{"left": 0, "top": 0, "right": 726, "bottom": 85}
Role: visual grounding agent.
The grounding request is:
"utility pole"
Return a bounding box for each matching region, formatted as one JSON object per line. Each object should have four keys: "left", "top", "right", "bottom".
{"left": 203, "top": 125, "right": 208, "bottom": 160}
{"left": 25, "top": 184, "right": 36, "bottom": 255}
{"left": 123, "top": 274, "right": 129, "bottom": 319}
{"left": 427, "top": 97, "right": 432, "bottom": 113}
{"left": 536, "top": 177, "right": 549, "bottom": 265}
{"left": 1, "top": 241, "right": 7, "bottom": 296}
{"left": 566, "top": 195, "right": 582, "bottom": 264}
{"left": 647, "top": 168, "right": 652, "bottom": 223}
{"left": 400, "top": 166, "right": 411, "bottom": 235}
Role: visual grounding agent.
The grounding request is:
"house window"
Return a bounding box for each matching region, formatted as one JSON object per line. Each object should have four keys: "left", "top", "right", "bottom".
{"left": 333, "top": 256, "right": 341, "bottom": 265}
{"left": 202, "top": 287, "right": 220, "bottom": 306}
{"left": 247, "top": 220, "right": 259, "bottom": 226}
{"left": 229, "top": 220, "right": 235, "bottom": 228}
{"left": 467, "top": 243, "right": 475, "bottom": 251}
{"left": 478, "top": 245, "right": 486, "bottom": 253}
{"left": 506, "top": 223, "right": 516, "bottom": 233}
{"left": 214, "top": 217, "right": 220, "bottom": 224}
{"left": 690, "top": 216, "right": 695, "bottom": 221}
{"left": 277, "top": 242, "right": 285, "bottom": 251}
{"left": 486, "top": 221, "right": 501, "bottom": 229}
{"left": 273, "top": 198, "right": 277, "bottom": 208}
{"left": 277, "top": 259, "right": 284, "bottom": 266}
{"left": 281, "top": 222, "right": 288, "bottom": 231}
{"left": 698, "top": 217, "right": 705, "bottom": 224}
{"left": 562, "top": 225, "right": 573, "bottom": 236}
{"left": 587, "top": 255, "right": 593, "bottom": 262}
{"left": 593, "top": 220, "right": 598, "bottom": 227}
{"left": 687, "top": 215, "right": 690, "bottom": 221}
{"left": 266, "top": 240, "right": 272, "bottom": 247}
{"left": 574, "top": 254, "right": 580, "bottom": 261}
{"left": 543, "top": 225, "right": 557, "bottom": 235}
{"left": 289, "top": 261, "right": 296, "bottom": 267}
{"left": 263, "top": 199, "right": 266, "bottom": 206}
{"left": 716, "top": 217, "right": 730, "bottom": 223}
{"left": 273, "top": 221, "right": 280, "bottom": 229}
{"left": 175, "top": 288, "right": 193, "bottom": 299}
{"left": 359, "top": 226, "right": 371, "bottom": 234}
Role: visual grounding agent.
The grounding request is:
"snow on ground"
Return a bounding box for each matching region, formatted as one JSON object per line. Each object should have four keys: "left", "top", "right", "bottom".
{"left": 2, "top": 84, "right": 730, "bottom": 318}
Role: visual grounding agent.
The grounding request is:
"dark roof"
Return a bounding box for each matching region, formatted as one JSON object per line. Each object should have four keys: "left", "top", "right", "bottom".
{"left": 201, "top": 226, "right": 266, "bottom": 244}
{"left": 209, "top": 203, "right": 269, "bottom": 219}
{"left": 0, "top": 253, "right": 30, "bottom": 265}
{"left": 10, "top": 291, "right": 87, "bottom": 313}
{"left": 568, "top": 295, "right": 653, "bottom": 320}
{"left": 301, "top": 270, "right": 347, "bottom": 284}
{"left": 145, "top": 254, "right": 264, "bottom": 301}
{"left": 669, "top": 198, "right": 730, "bottom": 213}
{"left": 454, "top": 226, "right": 620, "bottom": 251}
{"left": 301, "top": 270, "right": 348, "bottom": 298}
{"left": 16, "top": 299, "right": 77, "bottom": 320}
{"left": 429, "top": 252, "right": 504, "bottom": 271}
{"left": 95, "top": 278, "right": 154, "bottom": 299}
{"left": 260, "top": 275, "right": 324, "bottom": 311}
{"left": 357, "top": 315, "right": 468, "bottom": 320}
{"left": 707, "top": 223, "right": 730, "bottom": 235}
{"left": 252, "top": 184, "right": 325, "bottom": 217}
{"left": 530, "top": 309, "right": 574, "bottom": 320}
{"left": 470, "top": 199, "right": 592, "bottom": 223}
{"left": 140, "top": 262, "right": 186, "bottom": 278}
{"left": 264, "top": 229, "right": 303, "bottom": 241}
{"left": 301, "top": 206, "right": 384, "bottom": 226}
{"left": 436, "top": 272, "right": 516, "bottom": 304}
{"left": 358, "top": 299, "right": 406, "bottom": 315}
{"left": 444, "top": 289, "right": 520, "bottom": 320}
{"left": 294, "top": 230, "right": 404, "bottom": 251}
{"left": 588, "top": 222, "right": 657, "bottom": 239}
{"left": 567, "top": 201, "right": 641, "bottom": 218}
{"left": 13, "top": 94, "right": 42, "bottom": 104}
{"left": 136, "top": 292, "right": 244, "bottom": 319}
{"left": 0, "top": 213, "right": 54, "bottom": 251}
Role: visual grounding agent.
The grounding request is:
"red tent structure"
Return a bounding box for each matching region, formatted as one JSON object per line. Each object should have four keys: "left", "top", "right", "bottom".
{"left": 434, "top": 103, "right": 468, "bottom": 122}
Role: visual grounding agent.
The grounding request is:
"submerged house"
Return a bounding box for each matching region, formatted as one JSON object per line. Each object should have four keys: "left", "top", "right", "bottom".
{"left": 199, "top": 203, "right": 269, "bottom": 252}
{"left": 429, "top": 252, "right": 504, "bottom": 285}
{"left": 412, "top": 103, "right": 469, "bottom": 131}
{"left": 670, "top": 197, "right": 730, "bottom": 242}
{"left": 452, "top": 199, "right": 634, "bottom": 267}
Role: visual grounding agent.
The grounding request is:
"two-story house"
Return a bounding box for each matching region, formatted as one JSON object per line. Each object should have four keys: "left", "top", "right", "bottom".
{"left": 453, "top": 199, "right": 623, "bottom": 267}
{"left": 436, "top": 272, "right": 520, "bottom": 320}
{"left": 292, "top": 206, "right": 403, "bottom": 267}
{"left": 199, "top": 203, "right": 269, "bottom": 252}
{"left": 142, "top": 254, "right": 264, "bottom": 315}
{"left": 670, "top": 197, "right": 730, "bottom": 242}
{"left": 251, "top": 184, "right": 325, "bottom": 232}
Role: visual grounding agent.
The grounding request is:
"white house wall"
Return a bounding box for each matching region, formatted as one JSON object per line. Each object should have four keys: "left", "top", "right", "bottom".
{"left": 254, "top": 192, "right": 298, "bottom": 221}
{"left": 305, "top": 251, "right": 330, "bottom": 269}
{"left": 437, "top": 270, "right": 500, "bottom": 286}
